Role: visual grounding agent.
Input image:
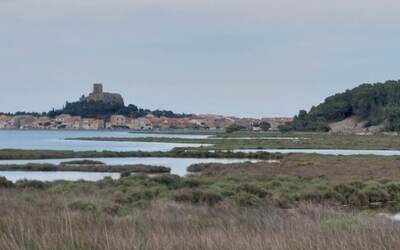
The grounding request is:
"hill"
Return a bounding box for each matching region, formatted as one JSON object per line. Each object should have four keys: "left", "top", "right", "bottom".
{"left": 283, "top": 80, "right": 400, "bottom": 132}
{"left": 48, "top": 84, "right": 188, "bottom": 119}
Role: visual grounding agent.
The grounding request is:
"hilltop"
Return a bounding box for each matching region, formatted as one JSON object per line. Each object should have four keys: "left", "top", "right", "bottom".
{"left": 48, "top": 83, "right": 187, "bottom": 119}
{"left": 283, "top": 80, "right": 400, "bottom": 133}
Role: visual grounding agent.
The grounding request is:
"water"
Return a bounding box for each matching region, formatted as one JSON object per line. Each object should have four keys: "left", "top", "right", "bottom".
{"left": 0, "top": 171, "right": 120, "bottom": 182}
{"left": 0, "top": 157, "right": 259, "bottom": 176}
{"left": 234, "top": 149, "right": 400, "bottom": 156}
{"left": 0, "top": 130, "right": 208, "bottom": 152}
{"left": 212, "top": 137, "right": 305, "bottom": 140}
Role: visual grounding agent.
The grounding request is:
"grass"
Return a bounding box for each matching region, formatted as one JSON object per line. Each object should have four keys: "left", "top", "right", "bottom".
{"left": 1, "top": 153, "right": 400, "bottom": 249}
{"left": 187, "top": 154, "right": 400, "bottom": 181}
{"left": 0, "top": 148, "right": 280, "bottom": 160}
{"left": 1, "top": 170, "right": 400, "bottom": 209}
{"left": 68, "top": 131, "right": 400, "bottom": 150}
{"left": 0, "top": 163, "right": 171, "bottom": 173}
{"left": 0, "top": 183, "right": 400, "bottom": 249}
{"left": 0, "top": 197, "right": 388, "bottom": 250}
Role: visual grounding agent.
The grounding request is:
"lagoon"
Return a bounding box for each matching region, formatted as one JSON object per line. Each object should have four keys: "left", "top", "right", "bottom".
{"left": 234, "top": 148, "right": 400, "bottom": 156}
{"left": 0, "top": 157, "right": 259, "bottom": 176}
{"left": 0, "top": 130, "right": 208, "bottom": 152}
{"left": 0, "top": 171, "right": 120, "bottom": 182}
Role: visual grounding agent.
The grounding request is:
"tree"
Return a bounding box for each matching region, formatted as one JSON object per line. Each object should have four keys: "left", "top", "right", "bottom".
{"left": 259, "top": 121, "right": 271, "bottom": 131}
{"left": 226, "top": 124, "right": 245, "bottom": 133}
{"left": 285, "top": 80, "right": 400, "bottom": 132}
{"left": 48, "top": 100, "right": 188, "bottom": 120}
{"left": 385, "top": 105, "right": 400, "bottom": 131}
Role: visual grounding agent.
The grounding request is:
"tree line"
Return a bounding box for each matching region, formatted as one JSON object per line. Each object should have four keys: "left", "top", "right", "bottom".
{"left": 280, "top": 80, "right": 400, "bottom": 132}
{"left": 47, "top": 100, "right": 189, "bottom": 119}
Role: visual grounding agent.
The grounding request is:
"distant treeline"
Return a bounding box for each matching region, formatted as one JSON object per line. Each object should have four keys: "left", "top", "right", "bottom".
{"left": 3, "top": 101, "right": 189, "bottom": 120}
{"left": 280, "top": 80, "right": 400, "bottom": 132}
{"left": 48, "top": 100, "right": 189, "bottom": 119}
{"left": 0, "top": 111, "right": 47, "bottom": 117}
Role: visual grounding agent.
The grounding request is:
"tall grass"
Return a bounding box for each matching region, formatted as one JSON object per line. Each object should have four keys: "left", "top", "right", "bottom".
{"left": 0, "top": 191, "right": 399, "bottom": 250}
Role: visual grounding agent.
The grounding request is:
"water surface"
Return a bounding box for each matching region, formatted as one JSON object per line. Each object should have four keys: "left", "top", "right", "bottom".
{"left": 0, "top": 171, "right": 120, "bottom": 182}
{"left": 0, "top": 130, "right": 208, "bottom": 152}
{"left": 234, "top": 149, "right": 400, "bottom": 156}
{"left": 0, "top": 157, "right": 259, "bottom": 176}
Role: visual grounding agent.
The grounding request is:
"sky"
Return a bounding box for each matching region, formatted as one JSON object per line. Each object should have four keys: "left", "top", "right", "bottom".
{"left": 1, "top": 0, "right": 400, "bottom": 118}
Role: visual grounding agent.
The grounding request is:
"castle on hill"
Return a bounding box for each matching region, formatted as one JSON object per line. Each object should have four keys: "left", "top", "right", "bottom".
{"left": 80, "top": 83, "right": 124, "bottom": 106}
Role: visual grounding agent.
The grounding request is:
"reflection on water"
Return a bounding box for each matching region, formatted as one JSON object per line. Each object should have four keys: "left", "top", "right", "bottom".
{"left": 0, "top": 171, "right": 120, "bottom": 183}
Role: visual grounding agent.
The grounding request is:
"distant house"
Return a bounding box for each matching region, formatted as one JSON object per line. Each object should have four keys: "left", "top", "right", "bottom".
{"left": 0, "top": 115, "right": 13, "bottom": 129}
{"left": 80, "top": 119, "right": 105, "bottom": 130}
{"left": 33, "top": 116, "right": 53, "bottom": 129}
{"left": 107, "top": 115, "right": 128, "bottom": 129}
{"left": 12, "top": 115, "right": 36, "bottom": 129}
{"left": 129, "top": 118, "right": 153, "bottom": 130}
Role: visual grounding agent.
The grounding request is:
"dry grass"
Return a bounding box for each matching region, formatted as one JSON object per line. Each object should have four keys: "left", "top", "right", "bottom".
{"left": 191, "top": 154, "right": 400, "bottom": 181}
{"left": 0, "top": 189, "right": 399, "bottom": 250}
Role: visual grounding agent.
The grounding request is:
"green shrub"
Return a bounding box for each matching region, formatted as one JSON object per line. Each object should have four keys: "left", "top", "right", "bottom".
{"left": 128, "top": 188, "right": 162, "bottom": 203}
{"left": 334, "top": 183, "right": 364, "bottom": 203}
{"left": 15, "top": 180, "right": 46, "bottom": 189}
{"left": 174, "top": 190, "right": 222, "bottom": 206}
{"left": 182, "top": 178, "right": 203, "bottom": 188}
{"left": 236, "top": 183, "right": 269, "bottom": 198}
{"left": 119, "top": 174, "right": 149, "bottom": 186}
{"left": 362, "top": 182, "right": 390, "bottom": 203}
{"left": 120, "top": 171, "right": 131, "bottom": 178}
{"left": 272, "top": 192, "right": 294, "bottom": 209}
{"left": 151, "top": 175, "right": 182, "bottom": 189}
{"left": 232, "top": 191, "right": 261, "bottom": 207}
{"left": 384, "top": 181, "right": 400, "bottom": 200}
{"left": 348, "top": 191, "right": 369, "bottom": 207}
{"left": 69, "top": 201, "right": 97, "bottom": 212}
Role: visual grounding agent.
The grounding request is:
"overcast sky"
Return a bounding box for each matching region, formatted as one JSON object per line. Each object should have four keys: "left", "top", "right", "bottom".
{"left": 1, "top": 0, "right": 400, "bottom": 118}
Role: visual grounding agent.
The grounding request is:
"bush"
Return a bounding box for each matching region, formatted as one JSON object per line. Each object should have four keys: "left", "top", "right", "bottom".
{"left": 174, "top": 190, "right": 222, "bottom": 206}
{"left": 348, "top": 191, "right": 369, "bottom": 207}
{"left": 69, "top": 201, "right": 97, "bottom": 212}
{"left": 15, "top": 180, "right": 46, "bottom": 189}
{"left": 362, "top": 182, "right": 390, "bottom": 203}
{"left": 334, "top": 183, "right": 364, "bottom": 203}
{"left": 0, "top": 177, "right": 13, "bottom": 188}
{"left": 226, "top": 124, "right": 246, "bottom": 133}
{"left": 236, "top": 183, "right": 269, "bottom": 198}
{"left": 272, "top": 192, "right": 293, "bottom": 209}
{"left": 182, "top": 178, "right": 203, "bottom": 188}
{"left": 384, "top": 181, "right": 400, "bottom": 200}
{"left": 120, "top": 171, "right": 131, "bottom": 178}
{"left": 232, "top": 191, "right": 261, "bottom": 207}
{"left": 152, "top": 175, "right": 182, "bottom": 189}
{"left": 128, "top": 188, "right": 162, "bottom": 203}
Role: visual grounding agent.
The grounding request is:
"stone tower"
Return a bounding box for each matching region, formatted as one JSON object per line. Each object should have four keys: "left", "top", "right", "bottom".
{"left": 93, "top": 83, "right": 103, "bottom": 95}
{"left": 83, "top": 83, "right": 125, "bottom": 106}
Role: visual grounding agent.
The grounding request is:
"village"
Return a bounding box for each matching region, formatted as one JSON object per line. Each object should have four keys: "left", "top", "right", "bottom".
{"left": 0, "top": 84, "right": 291, "bottom": 131}
{"left": 0, "top": 113, "right": 291, "bottom": 131}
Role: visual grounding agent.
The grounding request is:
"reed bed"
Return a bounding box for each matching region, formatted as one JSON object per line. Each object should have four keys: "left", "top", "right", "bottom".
{"left": 0, "top": 189, "right": 399, "bottom": 250}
